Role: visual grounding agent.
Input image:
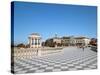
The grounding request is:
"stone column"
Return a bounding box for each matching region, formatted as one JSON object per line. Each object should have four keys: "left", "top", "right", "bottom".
{"left": 35, "top": 39, "right": 37, "bottom": 48}
{"left": 38, "top": 39, "right": 40, "bottom": 47}
{"left": 31, "top": 38, "right": 33, "bottom": 45}
{"left": 28, "top": 38, "right": 29, "bottom": 47}
{"left": 32, "top": 38, "right": 33, "bottom": 47}
{"left": 30, "top": 38, "right": 32, "bottom": 47}
{"left": 39, "top": 39, "right": 41, "bottom": 47}
{"left": 28, "top": 38, "right": 30, "bottom": 46}
{"left": 37, "top": 38, "right": 38, "bottom": 48}
{"left": 33, "top": 38, "right": 35, "bottom": 48}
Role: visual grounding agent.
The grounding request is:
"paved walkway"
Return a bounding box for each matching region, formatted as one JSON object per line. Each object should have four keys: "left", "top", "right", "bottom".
{"left": 13, "top": 47, "right": 97, "bottom": 74}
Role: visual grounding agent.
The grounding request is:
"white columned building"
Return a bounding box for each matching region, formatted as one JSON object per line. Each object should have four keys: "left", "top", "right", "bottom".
{"left": 28, "top": 33, "right": 41, "bottom": 48}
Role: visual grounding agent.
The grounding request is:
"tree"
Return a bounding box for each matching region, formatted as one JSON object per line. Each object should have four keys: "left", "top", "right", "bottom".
{"left": 42, "top": 42, "right": 45, "bottom": 46}
{"left": 45, "top": 39, "right": 55, "bottom": 47}
{"left": 89, "top": 38, "right": 97, "bottom": 46}
{"left": 17, "top": 43, "right": 25, "bottom": 48}
{"left": 26, "top": 44, "right": 30, "bottom": 48}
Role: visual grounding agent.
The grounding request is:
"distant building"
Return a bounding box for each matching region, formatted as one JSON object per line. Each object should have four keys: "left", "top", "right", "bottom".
{"left": 61, "top": 36, "right": 75, "bottom": 46}
{"left": 28, "top": 33, "right": 90, "bottom": 48}
{"left": 45, "top": 36, "right": 90, "bottom": 47}
{"left": 89, "top": 38, "right": 97, "bottom": 46}
{"left": 74, "top": 37, "right": 90, "bottom": 46}
{"left": 53, "top": 37, "right": 62, "bottom": 44}
{"left": 53, "top": 34, "right": 62, "bottom": 44}
{"left": 45, "top": 37, "right": 62, "bottom": 47}
{"left": 28, "top": 33, "right": 41, "bottom": 48}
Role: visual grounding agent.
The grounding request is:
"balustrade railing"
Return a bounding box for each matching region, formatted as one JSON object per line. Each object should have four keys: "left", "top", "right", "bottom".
{"left": 13, "top": 47, "right": 63, "bottom": 58}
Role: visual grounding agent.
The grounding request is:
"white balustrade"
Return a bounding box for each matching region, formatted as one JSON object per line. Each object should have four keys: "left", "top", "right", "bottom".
{"left": 14, "top": 47, "right": 63, "bottom": 58}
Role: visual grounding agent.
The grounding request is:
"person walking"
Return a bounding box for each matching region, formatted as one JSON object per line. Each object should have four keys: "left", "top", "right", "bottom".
{"left": 82, "top": 46, "right": 84, "bottom": 51}
{"left": 37, "top": 49, "right": 38, "bottom": 56}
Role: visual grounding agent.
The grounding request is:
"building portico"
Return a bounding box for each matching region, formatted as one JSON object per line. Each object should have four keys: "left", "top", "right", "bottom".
{"left": 28, "top": 33, "right": 41, "bottom": 48}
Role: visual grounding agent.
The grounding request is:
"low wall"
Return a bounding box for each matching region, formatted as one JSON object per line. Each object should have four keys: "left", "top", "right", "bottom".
{"left": 13, "top": 47, "right": 63, "bottom": 58}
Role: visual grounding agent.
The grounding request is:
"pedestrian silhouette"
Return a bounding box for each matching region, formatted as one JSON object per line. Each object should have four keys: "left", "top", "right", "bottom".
{"left": 37, "top": 49, "right": 38, "bottom": 56}
{"left": 82, "top": 46, "right": 84, "bottom": 51}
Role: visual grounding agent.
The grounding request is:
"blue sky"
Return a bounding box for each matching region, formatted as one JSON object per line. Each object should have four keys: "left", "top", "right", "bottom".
{"left": 13, "top": 1, "right": 97, "bottom": 44}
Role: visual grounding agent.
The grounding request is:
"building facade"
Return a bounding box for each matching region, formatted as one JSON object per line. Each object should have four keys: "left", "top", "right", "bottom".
{"left": 62, "top": 36, "right": 90, "bottom": 46}
{"left": 44, "top": 37, "right": 62, "bottom": 47}
{"left": 28, "top": 33, "right": 90, "bottom": 48}
{"left": 74, "top": 37, "right": 90, "bottom": 46}
{"left": 61, "top": 36, "right": 75, "bottom": 46}
{"left": 28, "top": 33, "right": 41, "bottom": 48}
{"left": 45, "top": 36, "right": 90, "bottom": 47}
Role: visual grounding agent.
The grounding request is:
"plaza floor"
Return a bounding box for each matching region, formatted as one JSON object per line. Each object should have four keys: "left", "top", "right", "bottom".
{"left": 13, "top": 47, "right": 97, "bottom": 74}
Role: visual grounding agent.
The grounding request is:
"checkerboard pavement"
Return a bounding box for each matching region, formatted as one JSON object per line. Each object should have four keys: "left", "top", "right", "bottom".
{"left": 13, "top": 47, "right": 97, "bottom": 74}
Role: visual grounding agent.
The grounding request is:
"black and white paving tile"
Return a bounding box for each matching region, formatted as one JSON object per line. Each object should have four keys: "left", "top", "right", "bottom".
{"left": 13, "top": 47, "right": 97, "bottom": 74}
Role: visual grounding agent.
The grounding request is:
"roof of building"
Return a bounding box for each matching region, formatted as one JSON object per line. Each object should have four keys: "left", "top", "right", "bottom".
{"left": 30, "top": 33, "right": 40, "bottom": 36}
{"left": 61, "top": 36, "right": 71, "bottom": 39}
{"left": 53, "top": 37, "right": 61, "bottom": 39}
{"left": 74, "top": 36, "right": 89, "bottom": 39}
{"left": 28, "top": 33, "right": 41, "bottom": 38}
